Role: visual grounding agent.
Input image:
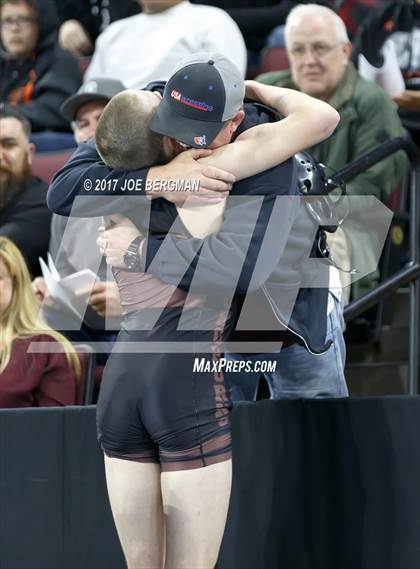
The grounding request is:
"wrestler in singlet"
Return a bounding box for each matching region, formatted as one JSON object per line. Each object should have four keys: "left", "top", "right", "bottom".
{"left": 95, "top": 64, "right": 340, "bottom": 474}
{"left": 96, "top": 203, "right": 235, "bottom": 472}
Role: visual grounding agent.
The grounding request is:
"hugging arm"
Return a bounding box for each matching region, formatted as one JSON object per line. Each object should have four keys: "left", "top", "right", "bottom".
{"left": 97, "top": 83, "right": 337, "bottom": 289}
{"left": 47, "top": 141, "right": 234, "bottom": 217}
{"left": 143, "top": 162, "right": 298, "bottom": 294}
{"left": 141, "top": 84, "right": 337, "bottom": 292}
{"left": 198, "top": 81, "right": 340, "bottom": 180}
{"left": 46, "top": 139, "right": 150, "bottom": 217}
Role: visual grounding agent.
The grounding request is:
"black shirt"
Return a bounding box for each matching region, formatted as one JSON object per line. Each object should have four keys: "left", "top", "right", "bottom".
{"left": 0, "top": 176, "right": 51, "bottom": 276}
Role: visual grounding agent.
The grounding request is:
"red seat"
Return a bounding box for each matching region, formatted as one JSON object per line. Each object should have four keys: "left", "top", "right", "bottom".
{"left": 78, "top": 56, "right": 91, "bottom": 78}
{"left": 260, "top": 47, "right": 290, "bottom": 74}
{"left": 32, "top": 150, "right": 74, "bottom": 184}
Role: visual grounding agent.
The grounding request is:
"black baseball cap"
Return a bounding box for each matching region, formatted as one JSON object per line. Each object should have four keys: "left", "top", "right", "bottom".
{"left": 150, "top": 53, "right": 245, "bottom": 148}
{"left": 61, "top": 78, "right": 126, "bottom": 122}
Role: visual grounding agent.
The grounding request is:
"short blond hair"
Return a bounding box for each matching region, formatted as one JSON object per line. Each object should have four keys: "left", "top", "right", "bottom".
{"left": 96, "top": 90, "right": 164, "bottom": 170}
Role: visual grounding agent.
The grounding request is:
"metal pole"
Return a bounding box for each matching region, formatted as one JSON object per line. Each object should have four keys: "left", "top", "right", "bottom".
{"left": 408, "top": 166, "right": 420, "bottom": 395}
{"left": 323, "top": 136, "right": 420, "bottom": 393}
{"left": 343, "top": 263, "right": 420, "bottom": 321}
{"left": 327, "top": 137, "right": 420, "bottom": 189}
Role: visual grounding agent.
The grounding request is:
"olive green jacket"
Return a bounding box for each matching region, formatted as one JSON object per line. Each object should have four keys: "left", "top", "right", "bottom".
{"left": 257, "top": 63, "right": 407, "bottom": 299}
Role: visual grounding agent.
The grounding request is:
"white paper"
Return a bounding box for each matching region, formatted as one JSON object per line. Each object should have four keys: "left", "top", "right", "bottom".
{"left": 39, "top": 256, "right": 97, "bottom": 320}
{"left": 47, "top": 252, "right": 60, "bottom": 280}
{"left": 60, "top": 269, "right": 97, "bottom": 295}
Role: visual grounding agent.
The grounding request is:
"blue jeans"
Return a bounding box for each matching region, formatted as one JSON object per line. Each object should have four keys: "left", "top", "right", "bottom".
{"left": 225, "top": 295, "right": 348, "bottom": 401}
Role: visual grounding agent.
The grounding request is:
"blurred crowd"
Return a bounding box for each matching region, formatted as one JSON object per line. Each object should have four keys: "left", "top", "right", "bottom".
{"left": 0, "top": 0, "right": 419, "bottom": 407}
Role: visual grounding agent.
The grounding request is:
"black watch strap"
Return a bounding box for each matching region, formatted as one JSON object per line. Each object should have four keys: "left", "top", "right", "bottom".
{"left": 123, "top": 235, "right": 143, "bottom": 272}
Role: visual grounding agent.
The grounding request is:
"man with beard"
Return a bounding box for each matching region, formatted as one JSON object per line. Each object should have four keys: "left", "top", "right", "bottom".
{"left": 0, "top": 104, "right": 51, "bottom": 276}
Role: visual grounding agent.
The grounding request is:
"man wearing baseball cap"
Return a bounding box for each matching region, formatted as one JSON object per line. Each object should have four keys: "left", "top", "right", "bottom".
{"left": 33, "top": 77, "right": 126, "bottom": 361}
{"left": 79, "top": 53, "right": 339, "bottom": 568}
{"left": 61, "top": 77, "right": 126, "bottom": 143}
{"left": 149, "top": 54, "right": 245, "bottom": 149}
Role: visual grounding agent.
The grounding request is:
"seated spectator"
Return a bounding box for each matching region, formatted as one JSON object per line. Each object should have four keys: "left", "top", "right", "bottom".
{"left": 32, "top": 78, "right": 125, "bottom": 361}
{"left": 257, "top": 3, "right": 406, "bottom": 300}
{"left": 0, "top": 104, "right": 51, "bottom": 276}
{"left": 0, "top": 237, "right": 81, "bottom": 408}
{"left": 57, "top": 0, "right": 140, "bottom": 58}
{"left": 84, "top": 0, "right": 247, "bottom": 88}
{"left": 352, "top": 0, "right": 420, "bottom": 143}
{"left": 0, "top": 0, "right": 81, "bottom": 132}
{"left": 61, "top": 77, "right": 126, "bottom": 143}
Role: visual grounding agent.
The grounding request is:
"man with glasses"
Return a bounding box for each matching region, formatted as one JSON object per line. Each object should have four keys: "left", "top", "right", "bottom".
{"left": 257, "top": 3, "right": 406, "bottom": 304}
{"left": 224, "top": 2, "right": 408, "bottom": 402}
{"left": 0, "top": 0, "right": 80, "bottom": 132}
{"left": 32, "top": 78, "right": 126, "bottom": 358}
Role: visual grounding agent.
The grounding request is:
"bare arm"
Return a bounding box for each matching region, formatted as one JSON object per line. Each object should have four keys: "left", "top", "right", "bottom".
{"left": 198, "top": 80, "right": 340, "bottom": 180}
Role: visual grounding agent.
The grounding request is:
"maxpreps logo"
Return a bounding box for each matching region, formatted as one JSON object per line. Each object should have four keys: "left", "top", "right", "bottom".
{"left": 171, "top": 89, "right": 213, "bottom": 112}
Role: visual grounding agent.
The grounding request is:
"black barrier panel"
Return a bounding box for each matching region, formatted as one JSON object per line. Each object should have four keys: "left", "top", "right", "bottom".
{"left": 1, "top": 398, "right": 420, "bottom": 569}
{"left": 218, "top": 397, "right": 420, "bottom": 569}
{"left": 218, "top": 400, "right": 307, "bottom": 569}
{"left": 0, "top": 406, "right": 125, "bottom": 569}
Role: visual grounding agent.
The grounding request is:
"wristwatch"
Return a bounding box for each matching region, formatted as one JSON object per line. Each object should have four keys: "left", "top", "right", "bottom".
{"left": 123, "top": 235, "right": 143, "bottom": 271}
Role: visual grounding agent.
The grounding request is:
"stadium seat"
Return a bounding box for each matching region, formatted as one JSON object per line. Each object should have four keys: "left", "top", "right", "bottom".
{"left": 32, "top": 149, "right": 74, "bottom": 184}
{"left": 30, "top": 131, "right": 77, "bottom": 152}
{"left": 77, "top": 56, "right": 91, "bottom": 78}
{"left": 266, "top": 25, "right": 285, "bottom": 49}
{"left": 74, "top": 344, "right": 97, "bottom": 406}
{"left": 260, "top": 47, "right": 289, "bottom": 74}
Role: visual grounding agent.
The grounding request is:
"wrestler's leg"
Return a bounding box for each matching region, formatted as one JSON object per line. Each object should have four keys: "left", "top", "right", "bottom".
{"left": 161, "top": 459, "right": 232, "bottom": 569}
{"left": 104, "top": 455, "right": 164, "bottom": 569}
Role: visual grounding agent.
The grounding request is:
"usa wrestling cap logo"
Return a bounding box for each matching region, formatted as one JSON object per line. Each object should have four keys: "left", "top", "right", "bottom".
{"left": 171, "top": 90, "right": 214, "bottom": 112}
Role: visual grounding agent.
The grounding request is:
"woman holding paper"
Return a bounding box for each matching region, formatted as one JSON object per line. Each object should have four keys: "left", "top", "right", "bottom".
{"left": 0, "top": 237, "right": 81, "bottom": 408}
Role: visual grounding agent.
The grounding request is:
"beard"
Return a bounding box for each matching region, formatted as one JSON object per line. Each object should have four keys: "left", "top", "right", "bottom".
{"left": 0, "top": 162, "right": 31, "bottom": 210}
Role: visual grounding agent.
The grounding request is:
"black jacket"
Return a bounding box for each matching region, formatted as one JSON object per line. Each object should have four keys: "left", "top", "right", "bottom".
{"left": 56, "top": 0, "right": 140, "bottom": 44}
{"left": 0, "top": 176, "right": 51, "bottom": 276}
{"left": 47, "top": 100, "right": 330, "bottom": 354}
{"left": 142, "top": 104, "right": 331, "bottom": 354}
{"left": 0, "top": 0, "right": 81, "bottom": 131}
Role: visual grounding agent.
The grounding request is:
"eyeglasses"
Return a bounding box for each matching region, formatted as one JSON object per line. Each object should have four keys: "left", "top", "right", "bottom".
{"left": 289, "top": 42, "right": 343, "bottom": 59}
{"left": 0, "top": 16, "right": 37, "bottom": 29}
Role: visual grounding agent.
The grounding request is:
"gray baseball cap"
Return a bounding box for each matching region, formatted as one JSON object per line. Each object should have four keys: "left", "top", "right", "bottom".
{"left": 150, "top": 53, "right": 245, "bottom": 148}
{"left": 61, "top": 78, "right": 126, "bottom": 122}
